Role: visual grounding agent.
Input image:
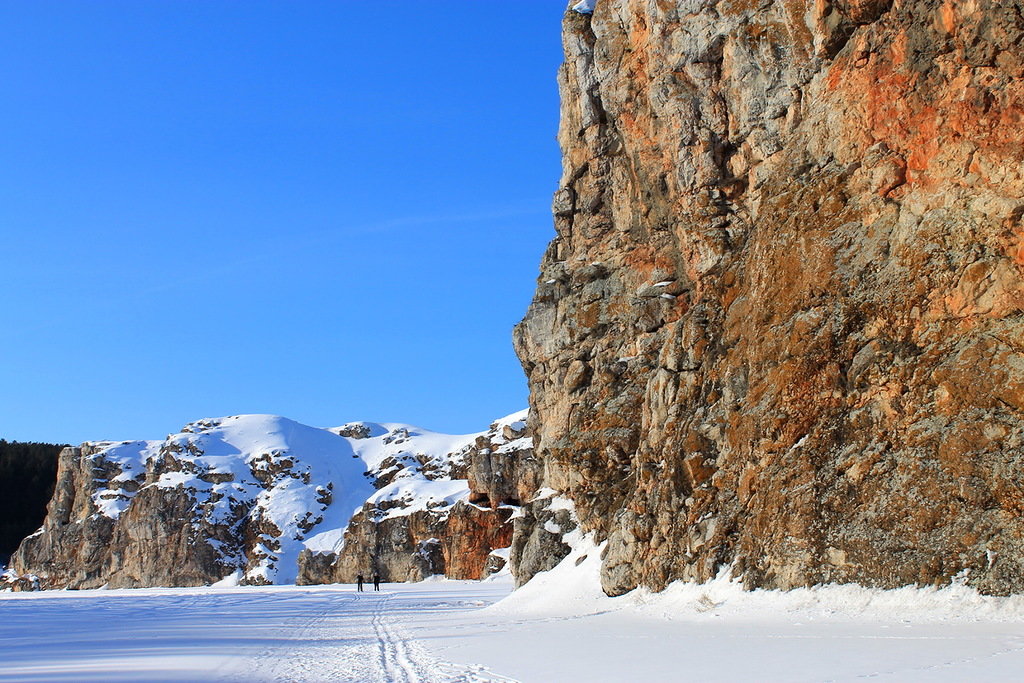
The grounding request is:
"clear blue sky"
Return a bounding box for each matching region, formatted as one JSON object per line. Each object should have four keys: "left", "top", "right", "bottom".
{"left": 0, "top": 2, "right": 565, "bottom": 444}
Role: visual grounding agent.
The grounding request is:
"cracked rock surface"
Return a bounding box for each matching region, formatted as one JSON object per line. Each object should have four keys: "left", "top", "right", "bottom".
{"left": 514, "top": 0, "right": 1024, "bottom": 595}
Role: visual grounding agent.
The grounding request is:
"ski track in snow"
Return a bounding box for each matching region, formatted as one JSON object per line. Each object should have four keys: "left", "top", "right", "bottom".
{"left": 239, "top": 587, "right": 519, "bottom": 683}
{"left": 371, "top": 593, "right": 428, "bottom": 683}
{"left": 241, "top": 589, "right": 520, "bottom": 683}
{"left": 363, "top": 592, "right": 518, "bottom": 683}
{"left": 0, "top": 583, "right": 520, "bottom": 683}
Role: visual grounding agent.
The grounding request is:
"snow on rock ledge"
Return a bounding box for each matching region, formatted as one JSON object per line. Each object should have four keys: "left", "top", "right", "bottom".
{"left": 570, "top": 0, "right": 595, "bottom": 15}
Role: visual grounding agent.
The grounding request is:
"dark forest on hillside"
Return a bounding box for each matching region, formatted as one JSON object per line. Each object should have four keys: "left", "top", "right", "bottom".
{"left": 0, "top": 440, "right": 64, "bottom": 565}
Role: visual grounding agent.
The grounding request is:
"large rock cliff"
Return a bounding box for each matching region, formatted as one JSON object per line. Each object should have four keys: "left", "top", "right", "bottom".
{"left": 9, "top": 412, "right": 534, "bottom": 589}
{"left": 514, "top": 0, "right": 1024, "bottom": 595}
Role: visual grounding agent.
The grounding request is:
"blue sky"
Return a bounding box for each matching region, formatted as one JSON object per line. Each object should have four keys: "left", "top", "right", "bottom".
{"left": 0, "top": 2, "right": 565, "bottom": 443}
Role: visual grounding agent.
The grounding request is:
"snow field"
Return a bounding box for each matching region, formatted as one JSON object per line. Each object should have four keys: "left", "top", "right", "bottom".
{"left": 6, "top": 410, "right": 1024, "bottom": 681}
{"left": 0, "top": 582, "right": 513, "bottom": 683}
{"left": 3, "top": 573, "right": 1024, "bottom": 682}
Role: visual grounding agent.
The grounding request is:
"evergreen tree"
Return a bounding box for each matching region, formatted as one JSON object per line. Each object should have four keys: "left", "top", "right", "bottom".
{"left": 0, "top": 439, "right": 65, "bottom": 563}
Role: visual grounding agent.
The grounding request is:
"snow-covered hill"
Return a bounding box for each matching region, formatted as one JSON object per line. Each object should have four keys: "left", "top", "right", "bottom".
{"left": 299, "top": 410, "right": 535, "bottom": 585}
{"left": 6, "top": 411, "right": 532, "bottom": 590}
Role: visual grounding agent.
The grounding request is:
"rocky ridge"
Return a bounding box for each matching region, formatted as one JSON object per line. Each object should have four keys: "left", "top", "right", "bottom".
{"left": 8, "top": 412, "right": 535, "bottom": 590}
{"left": 512, "top": 0, "right": 1024, "bottom": 595}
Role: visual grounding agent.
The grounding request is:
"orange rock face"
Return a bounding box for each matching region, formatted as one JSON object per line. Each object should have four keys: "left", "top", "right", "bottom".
{"left": 442, "top": 503, "right": 515, "bottom": 580}
{"left": 299, "top": 502, "right": 513, "bottom": 584}
{"left": 514, "top": 0, "right": 1024, "bottom": 595}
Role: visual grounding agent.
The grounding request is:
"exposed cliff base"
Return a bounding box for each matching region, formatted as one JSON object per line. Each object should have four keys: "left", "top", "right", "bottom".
{"left": 514, "top": 0, "right": 1024, "bottom": 596}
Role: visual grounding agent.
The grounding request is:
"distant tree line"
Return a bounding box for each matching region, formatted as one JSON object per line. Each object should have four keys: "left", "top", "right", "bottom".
{"left": 0, "top": 440, "right": 65, "bottom": 565}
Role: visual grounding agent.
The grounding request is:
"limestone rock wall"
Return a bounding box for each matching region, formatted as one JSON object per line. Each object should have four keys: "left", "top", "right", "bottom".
{"left": 11, "top": 444, "right": 238, "bottom": 589}
{"left": 514, "top": 0, "right": 1024, "bottom": 595}
{"left": 467, "top": 416, "right": 542, "bottom": 507}
{"left": 509, "top": 493, "right": 579, "bottom": 587}
{"left": 11, "top": 445, "right": 119, "bottom": 588}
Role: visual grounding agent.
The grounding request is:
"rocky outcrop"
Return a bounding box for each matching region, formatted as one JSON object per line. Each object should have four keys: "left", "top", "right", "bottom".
{"left": 11, "top": 412, "right": 537, "bottom": 590}
{"left": 298, "top": 502, "right": 515, "bottom": 584}
{"left": 10, "top": 417, "right": 371, "bottom": 589}
{"left": 0, "top": 569, "right": 40, "bottom": 592}
{"left": 509, "top": 491, "right": 579, "bottom": 587}
{"left": 11, "top": 444, "right": 121, "bottom": 588}
{"left": 467, "top": 413, "right": 541, "bottom": 507}
{"left": 298, "top": 412, "right": 533, "bottom": 584}
{"left": 514, "top": 1, "right": 1024, "bottom": 595}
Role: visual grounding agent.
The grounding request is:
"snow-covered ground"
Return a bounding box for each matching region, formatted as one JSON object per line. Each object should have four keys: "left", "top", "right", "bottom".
{"left": 3, "top": 571, "right": 1024, "bottom": 682}
{"left": 0, "top": 580, "right": 509, "bottom": 683}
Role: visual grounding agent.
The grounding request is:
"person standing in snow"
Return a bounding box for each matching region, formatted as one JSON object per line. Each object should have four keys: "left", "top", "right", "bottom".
{"left": 373, "top": 573, "right": 380, "bottom": 591}
{"left": 356, "top": 574, "right": 364, "bottom": 592}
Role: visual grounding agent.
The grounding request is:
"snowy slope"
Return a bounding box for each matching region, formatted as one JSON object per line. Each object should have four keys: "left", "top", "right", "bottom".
{"left": 76, "top": 415, "right": 378, "bottom": 584}
{"left": 326, "top": 410, "right": 528, "bottom": 528}
{"left": 326, "top": 420, "right": 482, "bottom": 527}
